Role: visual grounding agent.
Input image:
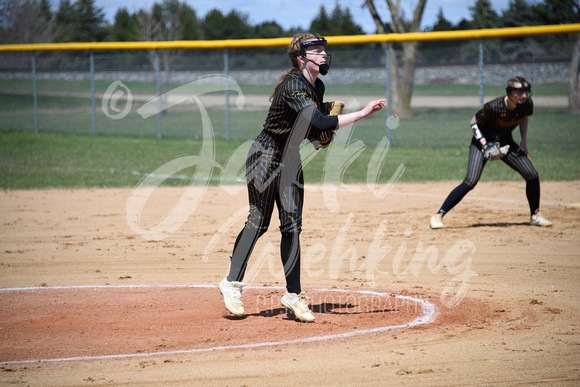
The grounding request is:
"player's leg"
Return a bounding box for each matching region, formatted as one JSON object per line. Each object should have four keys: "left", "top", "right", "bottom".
{"left": 430, "top": 143, "right": 486, "bottom": 228}
{"left": 227, "top": 141, "right": 279, "bottom": 282}
{"left": 277, "top": 166, "right": 314, "bottom": 322}
{"left": 502, "top": 146, "right": 552, "bottom": 226}
{"left": 277, "top": 163, "right": 304, "bottom": 294}
{"left": 219, "top": 142, "right": 279, "bottom": 316}
{"left": 226, "top": 208, "right": 271, "bottom": 283}
{"left": 219, "top": 181, "right": 276, "bottom": 317}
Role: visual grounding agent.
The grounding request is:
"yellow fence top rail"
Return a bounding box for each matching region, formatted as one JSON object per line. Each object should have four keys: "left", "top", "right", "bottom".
{"left": 1, "top": 23, "right": 579, "bottom": 52}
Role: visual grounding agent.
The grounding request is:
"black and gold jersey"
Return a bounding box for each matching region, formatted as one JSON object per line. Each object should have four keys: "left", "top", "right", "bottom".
{"left": 475, "top": 96, "right": 533, "bottom": 144}
{"left": 261, "top": 71, "right": 325, "bottom": 141}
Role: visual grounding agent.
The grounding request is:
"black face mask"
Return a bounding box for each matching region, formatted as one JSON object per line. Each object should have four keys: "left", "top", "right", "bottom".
{"left": 305, "top": 57, "right": 331, "bottom": 75}
{"left": 288, "top": 35, "right": 332, "bottom": 75}
{"left": 506, "top": 76, "right": 532, "bottom": 102}
{"left": 507, "top": 85, "right": 532, "bottom": 94}
{"left": 318, "top": 62, "right": 330, "bottom": 76}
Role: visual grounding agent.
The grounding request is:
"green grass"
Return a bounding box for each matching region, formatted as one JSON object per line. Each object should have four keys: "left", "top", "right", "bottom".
{"left": 0, "top": 79, "right": 163, "bottom": 95}
{"left": 0, "top": 93, "right": 93, "bottom": 112}
{"left": 1, "top": 100, "right": 577, "bottom": 150}
{"left": 1, "top": 79, "right": 575, "bottom": 148}
{"left": 0, "top": 131, "right": 241, "bottom": 189}
{"left": 1, "top": 131, "right": 577, "bottom": 190}
{"left": 0, "top": 79, "right": 577, "bottom": 189}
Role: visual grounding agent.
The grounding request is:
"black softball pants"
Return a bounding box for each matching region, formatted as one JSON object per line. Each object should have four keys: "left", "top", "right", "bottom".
{"left": 226, "top": 139, "right": 304, "bottom": 294}
{"left": 439, "top": 142, "right": 540, "bottom": 216}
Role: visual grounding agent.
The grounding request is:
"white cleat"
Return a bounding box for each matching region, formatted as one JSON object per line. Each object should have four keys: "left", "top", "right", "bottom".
{"left": 430, "top": 213, "right": 444, "bottom": 229}
{"left": 219, "top": 277, "right": 245, "bottom": 316}
{"left": 530, "top": 212, "right": 552, "bottom": 227}
{"left": 281, "top": 291, "right": 315, "bottom": 323}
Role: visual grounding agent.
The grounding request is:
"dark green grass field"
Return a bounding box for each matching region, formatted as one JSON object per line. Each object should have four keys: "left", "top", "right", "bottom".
{"left": 0, "top": 131, "right": 578, "bottom": 189}
{"left": 1, "top": 79, "right": 578, "bottom": 189}
{"left": 1, "top": 79, "right": 577, "bottom": 148}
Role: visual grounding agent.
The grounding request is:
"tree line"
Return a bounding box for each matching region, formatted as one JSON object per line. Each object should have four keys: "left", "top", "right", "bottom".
{"left": 1, "top": 0, "right": 578, "bottom": 114}
{"left": 430, "top": 0, "right": 578, "bottom": 31}
{"left": 0, "top": 0, "right": 365, "bottom": 45}
{"left": 0, "top": 0, "right": 578, "bottom": 45}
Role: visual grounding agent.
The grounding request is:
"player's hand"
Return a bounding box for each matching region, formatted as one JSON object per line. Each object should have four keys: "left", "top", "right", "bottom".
{"left": 361, "top": 99, "right": 386, "bottom": 118}
{"left": 517, "top": 140, "right": 531, "bottom": 160}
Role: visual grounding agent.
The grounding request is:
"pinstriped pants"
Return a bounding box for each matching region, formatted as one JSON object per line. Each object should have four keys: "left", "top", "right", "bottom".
{"left": 226, "top": 138, "right": 304, "bottom": 285}
{"left": 440, "top": 142, "right": 540, "bottom": 215}
{"left": 226, "top": 107, "right": 315, "bottom": 287}
{"left": 245, "top": 138, "right": 304, "bottom": 236}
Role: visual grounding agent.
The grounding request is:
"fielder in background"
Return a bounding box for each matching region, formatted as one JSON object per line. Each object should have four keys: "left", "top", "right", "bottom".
{"left": 218, "top": 32, "right": 385, "bottom": 322}
{"left": 430, "top": 76, "right": 552, "bottom": 229}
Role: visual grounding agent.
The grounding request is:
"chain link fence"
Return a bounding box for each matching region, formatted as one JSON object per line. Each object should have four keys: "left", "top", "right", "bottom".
{"left": 0, "top": 32, "right": 578, "bottom": 151}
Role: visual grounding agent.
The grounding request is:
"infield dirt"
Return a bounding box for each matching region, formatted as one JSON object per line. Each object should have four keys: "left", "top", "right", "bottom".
{"left": 1, "top": 181, "right": 579, "bottom": 385}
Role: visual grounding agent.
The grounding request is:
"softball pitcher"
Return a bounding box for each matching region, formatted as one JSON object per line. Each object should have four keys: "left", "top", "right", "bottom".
{"left": 430, "top": 76, "right": 552, "bottom": 229}
{"left": 218, "top": 33, "right": 385, "bottom": 322}
{"left": 219, "top": 33, "right": 385, "bottom": 322}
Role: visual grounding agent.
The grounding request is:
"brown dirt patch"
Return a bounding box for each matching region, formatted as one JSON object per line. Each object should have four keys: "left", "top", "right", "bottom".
{"left": 0, "top": 286, "right": 429, "bottom": 363}
{"left": 0, "top": 285, "right": 501, "bottom": 364}
{"left": 1, "top": 181, "right": 579, "bottom": 385}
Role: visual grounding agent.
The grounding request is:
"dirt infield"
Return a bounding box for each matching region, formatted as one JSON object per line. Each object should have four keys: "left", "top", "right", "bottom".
{"left": 1, "top": 181, "right": 579, "bottom": 385}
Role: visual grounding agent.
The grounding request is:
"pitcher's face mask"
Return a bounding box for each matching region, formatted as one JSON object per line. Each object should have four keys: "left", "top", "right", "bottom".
{"left": 289, "top": 36, "right": 332, "bottom": 75}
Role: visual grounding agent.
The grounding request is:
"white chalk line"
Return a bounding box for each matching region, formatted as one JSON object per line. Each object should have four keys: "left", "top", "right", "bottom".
{"left": 303, "top": 184, "right": 570, "bottom": 207}
{"left": 0, "top": 284, "right": 437, "bottom": 366}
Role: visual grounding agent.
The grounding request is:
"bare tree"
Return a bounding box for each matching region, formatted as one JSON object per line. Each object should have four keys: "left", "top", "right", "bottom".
{"left": 569, "top": 0, "right": 580, "bottom": 114}
{"left": 0, "top": 0, "right": 56, "bottom": 44}
{"left": 135, "top": 9, "right": 164, "bottom": 75}
{"left": 0, "top": 0, "right": 56, "bottom": 69}
{"left": 135, "top": 7, "right": 173, "bottom": 111}
{"left": 365, "top": 0, "right": 427, "bottom": 118}
{"left": 135, "top": 0, "right": 197, "bottom": 111}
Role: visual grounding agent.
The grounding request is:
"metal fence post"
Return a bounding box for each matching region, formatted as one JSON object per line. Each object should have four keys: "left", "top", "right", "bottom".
{"left": 155, "top": 50, "right": 162, "bottom": 139}
{"left": 479, "top": 39, "right": 484, "bottom": 108}
{"left": 32, "top": 52, "right": 39, "bottom": 134}
{"left": 386, "top": 44, "right": 391, "bottom": 145}
{"left": 224, "top": 48, "right": 231, "bottom": 141}
{"left": 90, "top": 50, "right": 96, "bottom": 135}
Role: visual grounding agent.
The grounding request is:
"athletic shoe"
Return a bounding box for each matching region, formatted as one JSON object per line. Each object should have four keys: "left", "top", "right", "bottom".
{"left": 530, "top": 212, "right": 552, "bottom": 227}
{"left": 219, "top": 277, "right": 245, "bottom": 316}
{"left": 281, "top": 291, "right": 315, "bottom": 323}
{"left": 430, "top": 213, "right": 444, "bottom": 229}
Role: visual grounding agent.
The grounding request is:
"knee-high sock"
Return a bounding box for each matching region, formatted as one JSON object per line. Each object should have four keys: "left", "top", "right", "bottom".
{"left": 439, "top": 182, "right": 473, "bottom": 214}
{"left": 281, "top": 233, "right": 301, "bottom": 294}
{"left": 227, "top": 226, "right": 261, "bottom": 282}
{"left": 526, "top": 178, "right": 540, "bottom": 215}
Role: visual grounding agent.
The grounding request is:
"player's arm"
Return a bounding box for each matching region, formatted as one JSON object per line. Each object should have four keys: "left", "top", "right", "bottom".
{"left": 470, "top": 115, "right": 488, "bottom": 146}
{"left": 288, "top": 88, "right": 339, "bottom": 132}
{"left": 309, "top": 108, "right": 339, "bottom": 132}
{"left": 337, "top": 99, "right": 385, "bottom": 129}
{"left": 518, "top": 117, "right": 531, "bottom": 159}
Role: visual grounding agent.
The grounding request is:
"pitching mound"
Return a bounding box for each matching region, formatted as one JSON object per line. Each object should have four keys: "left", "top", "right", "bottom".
{"left": 0, "top": 285, "right": 498, "bottom": 364}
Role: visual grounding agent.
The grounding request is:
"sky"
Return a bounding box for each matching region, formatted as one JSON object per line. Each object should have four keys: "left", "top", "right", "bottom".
{"left": 54, "top": 0, "right": 511, "bottom": 34}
